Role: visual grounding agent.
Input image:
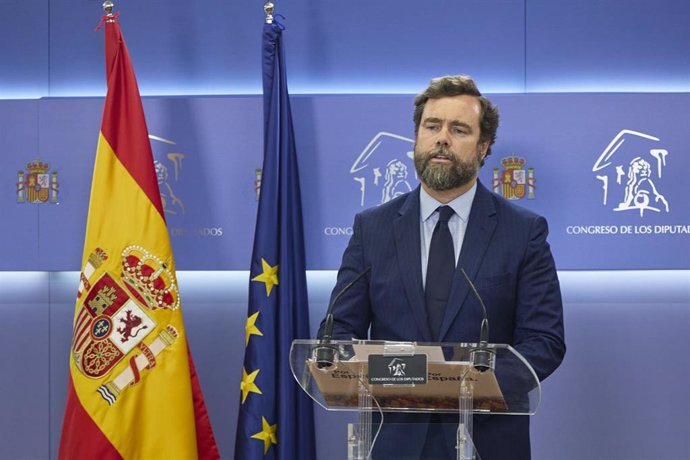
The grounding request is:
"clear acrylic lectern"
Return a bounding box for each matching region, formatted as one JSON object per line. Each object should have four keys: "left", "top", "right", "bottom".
{"left": 290, "top": 340, "right": 541, "bottom": 460}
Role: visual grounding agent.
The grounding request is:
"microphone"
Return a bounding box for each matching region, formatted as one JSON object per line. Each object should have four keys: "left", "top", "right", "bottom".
{"left": 460, "top": 268, "right": 494, "bottom": 373}
{"left": 314, "top": 266, "right": 371, "bottom": 368}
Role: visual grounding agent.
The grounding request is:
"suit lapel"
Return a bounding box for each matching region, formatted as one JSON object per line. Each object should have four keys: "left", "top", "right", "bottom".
{"left": 393, "top": 188, "right": 433, "bottom": 342}
{"left": 439, "top": 182, "right": 497, "bottom": 341}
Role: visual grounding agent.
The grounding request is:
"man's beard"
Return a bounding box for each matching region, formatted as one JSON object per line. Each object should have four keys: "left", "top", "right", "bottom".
{"left": 414, "top": 145, "right": 481, "bottom": 192}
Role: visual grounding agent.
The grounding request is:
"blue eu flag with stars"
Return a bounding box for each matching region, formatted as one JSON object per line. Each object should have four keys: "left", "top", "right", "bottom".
{"left": 234, "top": 19, "right": 316, "bottom": 460}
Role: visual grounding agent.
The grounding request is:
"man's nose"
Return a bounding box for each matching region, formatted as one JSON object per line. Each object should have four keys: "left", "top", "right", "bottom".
{"left": 436, "top": 126, "right": 451, "bottom": 146}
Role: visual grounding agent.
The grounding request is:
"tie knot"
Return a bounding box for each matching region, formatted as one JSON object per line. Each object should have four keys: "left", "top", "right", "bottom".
{"left": 436, "top": 205, "right": 454, "bottom": 223}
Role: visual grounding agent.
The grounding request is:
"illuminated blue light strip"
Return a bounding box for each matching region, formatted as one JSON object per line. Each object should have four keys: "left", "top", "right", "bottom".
{"left": 5, "top": 82, "right": 690, "bottom": 100}
{"left": 1, "top": 270, "right": 686, "bottom": 305}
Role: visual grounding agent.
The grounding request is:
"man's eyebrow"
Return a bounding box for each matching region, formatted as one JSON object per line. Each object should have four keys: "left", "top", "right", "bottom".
{"left": 450, "top": 120, "right": 473, "bottom": 130}
{"left": 423, "top": 117, "right": 473, "bottom": 130}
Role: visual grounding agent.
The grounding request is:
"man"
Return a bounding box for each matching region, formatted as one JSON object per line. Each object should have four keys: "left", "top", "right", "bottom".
{"left": 320, "top": 75, "right": 565, "bottom": 459}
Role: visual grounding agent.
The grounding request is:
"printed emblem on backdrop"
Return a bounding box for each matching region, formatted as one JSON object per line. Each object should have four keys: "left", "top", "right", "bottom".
{"left": 492, "top": 155, "right": 535, "bottom": 200}
{"left": 150, "top": 133, "right": 224, "bottom": 238}
{"left": 592, "top": 129, "right": 669, "bottom": 217}
{"left": 150, "top": 134, "right": 187, "bottom": 216}
{"left": 72, "top": 245, "right": 180, "bottom": 405}
{"left": 350, "top": 132, "right": 416, "bottom": 207}
{"left": 16, "top": 160, "right": 59, "bottom": 204}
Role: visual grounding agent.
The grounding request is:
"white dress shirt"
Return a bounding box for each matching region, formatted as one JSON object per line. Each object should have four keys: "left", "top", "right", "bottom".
{"left": 419, "top": 181, "right": 477, "bottom": 288}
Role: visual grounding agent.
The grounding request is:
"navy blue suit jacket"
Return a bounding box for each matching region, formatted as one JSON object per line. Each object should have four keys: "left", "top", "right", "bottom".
{"left": 320, "top": 182, "right": 565, "bottom": 459}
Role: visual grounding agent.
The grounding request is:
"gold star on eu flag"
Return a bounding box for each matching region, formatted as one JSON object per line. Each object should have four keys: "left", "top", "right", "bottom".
{"left": 245, "top": 311, "right": 264, "bottom": 345}
{"left": 251, "top": 416, "right": 278, "bottom": 454}
{"left": 252, "top": 258, "right": 279, "bottom": 297}
{"left": 240, "top": 367, "right": 262, "bottom": 404}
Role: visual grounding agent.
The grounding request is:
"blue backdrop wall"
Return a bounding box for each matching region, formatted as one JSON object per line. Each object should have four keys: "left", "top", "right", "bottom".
{"left": 1, "top": 1, "right": 689, "bottom": 459}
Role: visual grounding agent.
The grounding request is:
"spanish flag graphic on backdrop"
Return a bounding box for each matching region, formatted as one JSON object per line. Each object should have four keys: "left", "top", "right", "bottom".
{"left": 58, "top": 11, "right": 219, "bottom": 460}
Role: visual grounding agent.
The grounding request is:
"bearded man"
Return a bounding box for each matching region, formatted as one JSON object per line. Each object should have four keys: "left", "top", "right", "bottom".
{"left": 319, "top": 75, "right": 565, "bottom": 460}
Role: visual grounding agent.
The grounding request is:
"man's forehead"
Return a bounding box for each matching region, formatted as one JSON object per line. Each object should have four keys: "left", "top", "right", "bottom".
{"left": 422, "top": 95, "right": 481, "bottom": 124}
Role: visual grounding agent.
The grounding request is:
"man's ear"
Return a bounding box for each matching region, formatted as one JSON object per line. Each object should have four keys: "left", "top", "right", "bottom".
{"left": 479, "top": 141, "right": 489, "bottom": 160}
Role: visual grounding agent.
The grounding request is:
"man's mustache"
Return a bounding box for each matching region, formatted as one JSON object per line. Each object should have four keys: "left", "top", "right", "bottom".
{"left": 424, "top": 147, "right": 455, "bottom": 163}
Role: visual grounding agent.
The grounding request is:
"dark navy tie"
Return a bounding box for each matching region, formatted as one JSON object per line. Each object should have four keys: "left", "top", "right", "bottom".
{"left": 425, "top": 205, "right": 455, "bottom": 341}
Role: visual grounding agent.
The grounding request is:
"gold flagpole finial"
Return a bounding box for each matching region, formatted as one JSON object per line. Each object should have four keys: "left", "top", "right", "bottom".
{"left": 264, "top": 2, "right": 274, "bottom": 24}
{"left": 103, "top": 1, "right": 115, "bottom": 18}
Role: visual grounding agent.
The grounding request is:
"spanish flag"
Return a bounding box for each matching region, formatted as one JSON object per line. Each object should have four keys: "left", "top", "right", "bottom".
{"left": 58, "top": 12, "right": 219, "bottom": 460}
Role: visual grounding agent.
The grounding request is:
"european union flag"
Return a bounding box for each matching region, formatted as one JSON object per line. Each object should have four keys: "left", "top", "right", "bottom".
{"left": 234, "top": 19, "right": 316, "bottom": 460}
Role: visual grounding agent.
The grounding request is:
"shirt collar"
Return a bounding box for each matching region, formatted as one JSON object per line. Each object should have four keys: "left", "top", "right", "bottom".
{"left": 420, "top": 181, "right": 477, "bottom": 223}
